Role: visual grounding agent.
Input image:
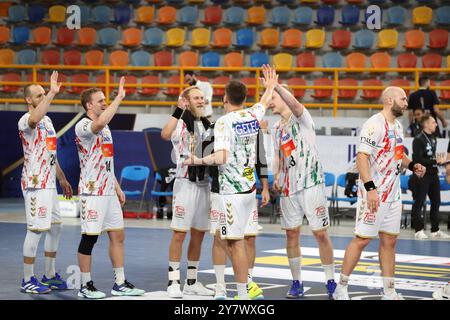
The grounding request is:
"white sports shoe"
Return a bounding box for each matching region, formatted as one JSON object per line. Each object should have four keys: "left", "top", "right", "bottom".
{"left": 414, "top": 230, "right": 428, "bottom": 240}
{"left": 381, "top": 292, "right": 405, "bottom": 300}
{"left": 432, "top": 283, "right": 450, "bottom": 300}
{"left": 167, "top": 282, "right": 183, "bottom": 298}
{"left": 183, "top": 281, "right": 214, "bottom": 296}
{"left": 332, "top": 285, "right": 350, "bottom": 300}
{"left": 214, "top": 283, "right": 227, "bottom": 300}
{"left": 430, "top": 230, "right": 450, "bottom": 239}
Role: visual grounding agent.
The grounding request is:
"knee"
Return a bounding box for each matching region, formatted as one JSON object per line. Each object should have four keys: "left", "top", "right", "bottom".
{"left": 380, "top": 236, "right": 397, "bottom": 248}
{"left": 313, "top": 230, "right": 329, "bottom": 243}
{"left": 78, "top": 234, "right": 98, "bottom": 255}
{"left": 172, "top": 231, "right": 186, "bottom": 244}
{"left": 286, "top": 229, "right": 299, "bottom": 242}
{"left": 354, "top": 236, "right": 371, "bottom": 249}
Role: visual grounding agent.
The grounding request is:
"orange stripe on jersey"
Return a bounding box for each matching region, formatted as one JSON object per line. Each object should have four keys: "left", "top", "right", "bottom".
{"left": 101, "top": 143, "right": 114, "bottom": 157}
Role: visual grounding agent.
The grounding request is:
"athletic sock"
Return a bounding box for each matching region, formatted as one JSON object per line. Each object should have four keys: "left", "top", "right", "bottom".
{"left": 322, "top": 263, "right": 335, "bottom": 282}
{"left": 237, "top": 282, "right": 249, "bottom": 300}
{"left": 23, "top": 263, "right": 34, "bottom": 282}
{"left": 168, "top": 261, "right": 180, "bottom": 287}
{"left": 187, "top": 260, "right": 199, "bottom": 285}
{"left": 113, "top": 267, "right": 125, "bottom": 285}
{"left": 288, "top": 256, "right": 302, "bottom": 281}
{"left": 247, "top": 268, "right": 253, "bottom": 284}
{"left": 45, "top": 256, "right": 56, "bottom": 279}
{"left": 339, "top": 273, "right": 349, "bottom": 287}
{"left": 214, "top": 265, "right": 226, "bottom": 285}
{"left": 81, "top": 272, "right": 91, "bottom": 286}
{"left": 383, "top": 277, "right": 396, "bottom": 296}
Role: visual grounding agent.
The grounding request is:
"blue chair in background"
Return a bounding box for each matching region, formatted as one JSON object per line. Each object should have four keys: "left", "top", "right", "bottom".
{"left": 18, "top": 49, "right": 36, "bottom": 65}
{"left": 293, "top": 7, "right": 313, "bottom": 25}
{"left": 332, "top": 174, "right": 358, "bottom": 225}
{"left": 92, "top": 5, "right": 111, "bottom": 24}
{"left": 150, "top": 172, "right": 174, "bottom": 218}
{"left": 202, "top": 51, "right": 220, "bottom": 67}
{"left": 223, "top": 7, "right": 245, "bottom": 25}
{"left": 78, "top": 5, "right": 91, "bottom": 24}
{"left": 178, "top": 6, "right": 198, "bottom": 26}
{"left": 113, "top": 4, "right": 132, "bottom": 25}
{"left": 120, "top": 165, "right": 151, "bottom": 216}
{"left": 142, "top": 28, "right": 164, "bottom": 47}
{"left": 316, "top": 6, "right": 335, "bottom": 26}
{"left": 340, "top": 5, "right": 359, "bottom": 26}
{"left": 436, "top": 6, "right": 450, "bottom": 25}
{"left": 250, "top": 52, "right": 269, "bottom": 67}
{"left": 323, "top": 52, "right": 342, "bottom": 68}
{"left": 97, "top": 27, "right": 120, "bottom": 46}
{"left": 8, "top": 5, "right": 26, "bottom": 23}
{"left": 234, "top": 28, "right": 254, "bottom": 49}
{"left": 387, "top": 6, "right": 405, "bottom": 26}
{"left": 11, "top": 26, "right": 30, "bottom": 45}
{"left": 277, "top": 0, "right": 295, "bottom": 4}
{"left": 131, "top": 50, "right": 151, "bottom": 66}
{"left": 271, "top": 6, "right": 290, "bottom": 27}
{"left": 28, "top": 4, "right": 45, "bottom": 23}
{"left": 353, "top": 29, "right": 375, "bottom": 49}
{"left": 167, "top": 0, "right": 185, "bottom": 4}
{"left": 211, "top": 0, "right": 229, "bottom": 4}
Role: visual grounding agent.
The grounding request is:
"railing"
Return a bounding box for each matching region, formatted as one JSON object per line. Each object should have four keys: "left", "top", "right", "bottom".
{"left": 0, "top": 65, "right": 449, "bottom": 117}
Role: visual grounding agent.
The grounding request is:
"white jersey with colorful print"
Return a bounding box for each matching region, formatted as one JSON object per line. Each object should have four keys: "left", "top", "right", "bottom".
{"left": 214, "top": 103, "right": 265, "bottom": 195}
{"left": 18, "top": 113, "right": 57, "bottom": 190}
{"left": 171, "top": 119, "right": 211, "bottom": 181}
{"left": 75, "top": 117, "right": 116, "bottom": 196}
{"left": 357, "top": 112, "right": 404, "bottom": 203}
{"left": 272, "top": 109, "right": 324, "bottom": 197}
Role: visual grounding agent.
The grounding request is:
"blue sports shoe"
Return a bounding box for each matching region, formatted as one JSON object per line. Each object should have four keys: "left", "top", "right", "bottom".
{"left": 286, "top": 280, "right": 304, "bottom": 299}
{"left": 326, "top": 280, "right": 337, "bottom": 299}
{"left": 111, "top": 280, "right": 145, "bottom": 296}
{"left": 41, "top": 273, "right": 68, "bottom": 290}
{"left": 21, "top": 276, "right": 51, "bottom": 294}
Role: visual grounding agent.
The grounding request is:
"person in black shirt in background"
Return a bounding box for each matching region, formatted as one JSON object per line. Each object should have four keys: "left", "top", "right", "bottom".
{"left": 410, "top": 115, "right": 450, "bottom": 239}
{"left": 406, "top": 107, "right": 424, "bottom": 138}
{"left": 408, "top": 77, "right": 447, "bottom": 138}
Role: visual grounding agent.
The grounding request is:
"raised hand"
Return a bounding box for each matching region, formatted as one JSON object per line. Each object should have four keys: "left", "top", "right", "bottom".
{"left": 262, "top": 64, "right": 278, "bottom": 89}
{"left": 117, "top": 76, "right": 126, "bottom": 99}
{"left": 49, "top": 71, "right": 61, "bottom": 94}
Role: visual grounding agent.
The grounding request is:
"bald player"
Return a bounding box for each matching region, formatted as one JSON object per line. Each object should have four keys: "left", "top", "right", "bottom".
{"left": 18, "top": 71, "right": 73, "bottom": 294}
{"left": 333, "top": 87, "right": 426, "bottom": 300}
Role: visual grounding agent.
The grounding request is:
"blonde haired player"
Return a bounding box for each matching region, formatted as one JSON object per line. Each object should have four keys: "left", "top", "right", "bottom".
{"left": 333, "top": 87, "right": 426, "bottom": 300}
{"left": 19, "top": 71, "right": 73, "bottom": 294}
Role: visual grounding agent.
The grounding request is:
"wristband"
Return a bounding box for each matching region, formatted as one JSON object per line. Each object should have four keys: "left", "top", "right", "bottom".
{"left": 172, "top": 107, "right": 184, "bottom": 119}
{"left": 408, "top": 161, "right": 416, "bottom": 172}
{"left": 364, "top": 181, "right": 376, "bottom": 191}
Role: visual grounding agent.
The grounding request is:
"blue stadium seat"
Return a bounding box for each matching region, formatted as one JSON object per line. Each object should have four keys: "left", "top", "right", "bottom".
{"left": 113, "top": 4, "right": 132, "bottom": 25}
{"left": 92, "top": 5, "right": 111, "bottom": 24}
{"left": 8, "top": 5, "right": 26, "bottom": 23}
{"left": 353, "top": 29, "right": 375, "bottom": 49}
{"left": 142, "top": 28, "right": 164, "bottom": 47}
{"left": 211, "top": 0, "right": 229, "bottom": 4}
{"left": 202, "top": 52, "right": 220, "bottom": 67}
{"left": 167, "top": 0, "right": 185, "bottom": 4}
{"left": 97, "top": 27, "right": 120, "bottom": 46}
{"left": 340, "top": 5, "right": 359, "bottom": 26}
{"left": 316, "top": 6, "right": 335, "bottom": 26}
{"left": 277, "top": 0, "right": 295, "bottom": 4}
{"left": 224, "top": 7, "right": 245, "bottom": 25}
{"left": 271, "top": 6, "right": 291, "bottom": 26}
{"left": 386, "top": 6, "right": 405, "bottom": 26}
{"left": 323, "top": 52, "right": 342, "bottom": 68}
{"left": 436, "top": 6, "right": 450, "bottom": 25}
{"left": 79, "top": 5, "right": 91, "bottom": 24}
{"left": 250, "top": 52, "right": 269, "bottom": 68}
{"left": 293, "top": 7, "right": 313, "bottom": 25}
{"left": 11, "top": 26, "right": 30, "bottom": 45}
{"left": 18, "top": 49, "right": 36, "bottom": 65}
{"left": 234, "top": 28, "right": 254, "bottom": 49}
{"left": 28, "top": 4, "right": 45, "bottom": 23}
{"left": 131, "top": 50, "right": 151, "bottom": 66}
{"left": 178, "top": 6, "right": 198, "bottom": 26}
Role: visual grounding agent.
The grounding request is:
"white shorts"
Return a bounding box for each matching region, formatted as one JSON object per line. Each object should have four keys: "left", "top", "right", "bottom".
{"left": 280, "top": 184, "right": 330, "bottom": 231}
{"left": 80, "top": 195, "right": 124, "bottom": 235}
{"left": 219, "top": 190, "right": 258, "bottom": 240}
{"left": 23, "top": 188, "right": 61, "bottom": 231}
{"left": 355, "top": 198, "right": 402, "bottom": 238}
{"left": 210, "top": 192, "right": 258, "bottom": 236}
{"left": 170, "top": 178, "right": 210, "bottom": 232}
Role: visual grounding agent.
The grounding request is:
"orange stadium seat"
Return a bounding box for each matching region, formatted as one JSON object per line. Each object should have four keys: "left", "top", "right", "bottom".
{"left": 48, "top": 5, "right": 66, "bottom": 23}
{"left": 258, "top": 28, "right": 279, "bottom": 49}
{"left": 297, "top": 52, "right": 316, "bottom": 68}
{"left": 273, "top": 53, "right": 293, "bottom": 69}
{"left": 166, "top": 28, "right": 185, "bottom": 47}
{"left": 212, "top": 76, "right": 229, "bottom": 97}
{"left": 241, "top": 77, "right": 256, "bottom": 97}
{"left": 1, "top": 73, "right": 21, "bottom": 93}
{"left": 77, "top": 28, "right": 97, "bottom": 47}
{"left": 190, "top": 28, "right": 210, "bottom": 48}
{"left": 439, "top": 80, "right": 450, "bottom": 101}
{"left": 378, "top": 29, "right": 398, "bottom": 49}
{"left": 281, "top": 29, "right": 302, "bottom": 49}
{"left": 68, "top": 73, "right": 89, "bottom": 95}
{"left": 338, "top": 78, "right": 358, "bottom": 99}
{"left": 404, "top": 29, "right": 425, "bottom": 49}
{"left": 85, "top": 50, "right": 104, "bottom": 66}
{"left": 211, "top": 28, "right": 232, "bottom": 48}
{"left": 63, "top": 50, "right": 82, "bottom": 65}
{"left": 447, "top": 55, "right": 450, "bottom": 68}
{"left": 202, "top": 6, "right": 222, "bottom": 26}
{"left": 121, "top": 28, "right": 143, "bottom": 47}
{"left": 164, "top": 75, "right": 182, "bottom": 96}
{"left": 29, "top": 27, "right": 52, "bottom": 46}
{"left": 157, "top": 6, "right": 177, "bottom": 25}
{"left": 428, "top": 29, "right": 449, "bottom": 49}
{"left": 154, "top": 50, "right": 172, "bottom": 66}
{"left": 0, "top": 2, "right": 13, "bottom": 17}
{"left": 179, "top": 51, "right": 198, "bottom": 67}
{"left": 390, "top": 79, "right": 411, "bottom": 96}
{"left": 422, "top": 53, "right": 442, "bottom": 68}
{"left": 41, "top": 49, "right": 60, "bottom": 65}
{"left": 246, "top": 6, "right": 266, "bottom": 25}
{"left": 0, "top": 49, "right": 14, "bottom": 65}
{"left": 346, "top": 52, "right": 366, "bottom": 69}
{"left": 312, "top": 78, "right": 333, "bottom": 99}
{"left": 141, "top": 75, "right": 160, "bottom": 95}
{"left": 224, "top": 52, "right": 244, "bottom": 67}
{"left": 329, "top": 30, "right": 351, "bottom": 49}
{"left": 135, "top": 6, "right": 154, "bottom": 24}
{"left": 361, "top": 79, "right": 383, "bottom": 100}
{"left": 287, "top": 77, "right": 306, "bottom": 98}
{"left": 0, "top": 26, "right": 10, "bottom": 45}
{"left": 55, "top": 27, "right": 75, "bottom": 46}
{"left": 109, "top": 50, "right": 129, "bottom": 66}
{"left": 397, "top": 53, "right": 417, "bottom": 68}
{"left": 370, "top": 52, "right": 391, "bottom": 69}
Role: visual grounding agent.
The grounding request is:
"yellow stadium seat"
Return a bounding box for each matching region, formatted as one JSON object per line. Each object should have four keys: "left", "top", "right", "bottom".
{"left": 412, "top": 6, "right": 432, "bottom": 25}
{"left": 447, "top": 55, "right": 450, "bottom": 67}
{"left": 48, "top": 5, "right": 66, "bottom": 23}
{"left": 273, "top": 53, "right": 293, "bottom": 69}
{"left": 166, "top": 28, "right": 185, "bottom": 47}
{"left": 190, "top": 28, "right": 210, "bottom": 48}
{"left": 378, "top": 29, "right": 398, "bottom": 49}
{"left": 306, "top": 29, "right": 325, "bottom": 49}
